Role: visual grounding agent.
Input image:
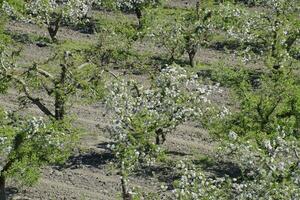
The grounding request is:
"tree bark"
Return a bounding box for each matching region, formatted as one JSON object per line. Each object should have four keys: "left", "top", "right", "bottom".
{"left": 120, "top": 164, "right": 132, "bottom": 200}
{"left": 121, "top": 176, "right": 132, "bottom": 200}
{"left": 48, "top": 14, "right": 62, "bottom": 42}
{"left": 48, "top": 24, "right": 59, "bottom": 42}
{"left": 135, "top": 8, "right": 142, "bottom": 29}
{"left": 155, "top": 128, "right": 166, "bottom": 145}
{"left": 0, "top": 175, "right": 6, "bottom": 200}
{"left": 188, "top": 50, "right": 196, "bottom": 67}
{"left": 54, "top": 94, "right": 65, "bottom": 120}
{"left": 54, "top": 63, "right": 67, "bottom": 120}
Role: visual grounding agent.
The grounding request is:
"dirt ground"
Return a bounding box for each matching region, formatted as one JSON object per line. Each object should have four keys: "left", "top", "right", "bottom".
{"left": 1, "top": 6, "right": 229, "bottom": 200}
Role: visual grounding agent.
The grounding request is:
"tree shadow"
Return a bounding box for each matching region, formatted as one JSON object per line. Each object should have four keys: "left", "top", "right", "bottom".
{"left": 210, "top": 40, "right": 240, "bottom": 52}
{"left": 58, "top": 142, "right": 115, "bottom": 170}
{"left": 62, "top": 151, "right": 114, "bottom": 170}
{"left": 210, "top": 40, "right": 265, "bottom": 56}
{"left": 5, "top": 31, "right": 51, "bottom": 46}
{"left": 134, "top": 164, "right": 178, "bottom": 189}
{"left": 6, "top": 186, "right": 19, "bottom": 199}
{"left": 166, "top": 150, "right": 192, "bottom": 157}
{"left": 194, "top": 158, "right": 242, "bottom": 178}
{"left": 197, "top": 69, "right": 213, "bottom": 79}
{"left": 97, "top": 141, "right": 115, "bottom": 151}
{"left": 150, "top": 55, "right": 190, "bottom": 68}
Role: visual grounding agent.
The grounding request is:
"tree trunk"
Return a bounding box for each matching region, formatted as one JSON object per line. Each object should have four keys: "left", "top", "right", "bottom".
{"left": 54, "top": 61, "right": 68, "bottom": 120}
{"left": 48, "top": 14, "right": 62, "bottom": 43}
{"left": 48, "top": 24, "right": 59, "bottom": 43}
{"left": 54, "top": 94, "right": 65, "bottom": 120}
{"left": 135, "top": 8, "right": 142, "bottom": 29}
{"left": 295, "top": 114, "right": 300, "bottom": 137}
{"left": 188, "top": 50, "right": 196, "bottom": 67}
{"left": 155, "top": 128, "right": 166, "bottom": 145}
{"left": 121, "top": 177, "right": 132, "bottom": 200}
{"left": 185, "top": 35, "right": 198, "bottom": 67}
{"left": 0, "top": 175, "right": 6, "bottom": 200}
{"left": 120, "top": 164, "right": 132, "bottom": 200}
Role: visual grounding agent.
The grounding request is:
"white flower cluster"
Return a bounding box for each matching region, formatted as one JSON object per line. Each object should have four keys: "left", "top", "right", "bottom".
{"left": 220, "top": 0, "right": 299, "bottom": 64}
{"left": 2, "top": 1, "right": 16, "bottom": 18}
{"left": 24, "top": 117, "right": 45, "bottom": 136}
{"left": 217, "top": 127, "right": 300, "bottom": 199}
{"left": 172, "top": 160, "right": 228, "bottom": 200}
{"left": 26, "top": 0, "right": 100, "bottom": 25}
{"left": 105, "top": 65, "right": 218, "bottom": 172}
{"left": 116, "top": 0, "right": 160, "bottom": 11}
{"left": 171, "top": 128, "right": 300, "bottom": 199}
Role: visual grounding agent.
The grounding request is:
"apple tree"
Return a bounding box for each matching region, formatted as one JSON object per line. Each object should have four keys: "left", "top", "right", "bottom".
{"left": 24, "top": 0, "right": 101, "bottom": 42}
{"left": 116, "top": 0, "right": 163, "bottom": 28}
{"left": 0, "top": 111, "right": 77, "bottom": 200}
{"left": 0, "top": 50, "right": 105, "bottom": 121}
{"left": 105, "top": 65, "right": 219, "bottom": 199}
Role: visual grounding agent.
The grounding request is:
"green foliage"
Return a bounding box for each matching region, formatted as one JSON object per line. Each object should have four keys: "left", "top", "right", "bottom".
{"left": 0, "top": 50, "right": 105, "bottom": 120}
{"left": 0, "top": 110, "right": 77, "bottom": 186}
{"left": 143, "top": 3, "right": 218, "bottom": 66}
{"left": 116, "top": 0, "right": 164, "bottom": 27}
{"left": 213, "top": 69, "right": 300, "bottom": 139}
{"left": 0, "top": 2, "right": 9, "bottom": 52}
{"left": 91, "top": 12, "right": 136, "bottom": 66}
{"left": 4, "top": 0, "right": 25, "bottom": 12}
{"left": 89, "top": 12, "right": 156, "bottom": 73}
{"left": 143, "top": 7, "right": 186, "bottom": 61}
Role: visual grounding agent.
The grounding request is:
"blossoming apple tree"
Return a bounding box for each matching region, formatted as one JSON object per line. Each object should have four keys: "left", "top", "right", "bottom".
{"left": 219, "top": 0, "right": 300, "bottom": 67}
{"left": 24, "top": 0, "right": 101, "bottom": 42}
{"left": 105, "top": 65, "right": 220, "bottom": 199}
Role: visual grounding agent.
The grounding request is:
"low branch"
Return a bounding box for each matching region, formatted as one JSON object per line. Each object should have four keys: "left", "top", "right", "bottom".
{"left": 36, "top": 68, "right": 55, "bottom": 81}
{"left": 104, "top": 69, "right": 119, "bottom": 80}
{"left": 77, "top": 62, "right": 91, "bottom": 70}
{"left": 10, "top": 75, "right": 55, "bottom": 118}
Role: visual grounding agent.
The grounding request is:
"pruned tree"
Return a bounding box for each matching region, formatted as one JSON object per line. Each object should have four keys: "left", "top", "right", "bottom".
{"left": 145, "top": 8, "right": 186, "bottom": 63}
{"left": 145, "top": 2, "right": 214, "bottom": 67}
{"left": 0, "top": 50, "right": 104, "bottom": 121}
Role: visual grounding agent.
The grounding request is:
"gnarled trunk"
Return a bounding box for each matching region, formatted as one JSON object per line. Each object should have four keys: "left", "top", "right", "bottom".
{"left": 0, "top": 175, "right": 6, "bottom": 200}
{"left": 185, "top": 35, "right": 198, "bottom": 67}
{"left": 54, "top": 62, "right": 67, "bottom": 120}
{"left": 121, "top": 176, "right": 132, "bottom": 200}
{"left": 48, "top": 14, "right": 62, "bottom": 42}
{"left": 48, "top": 25, "right": 59, "bottom": 42}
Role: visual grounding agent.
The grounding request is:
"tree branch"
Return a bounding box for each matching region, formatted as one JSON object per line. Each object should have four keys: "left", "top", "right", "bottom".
{"left": 10, "top": 75, "right": 55, "bottom": 118}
